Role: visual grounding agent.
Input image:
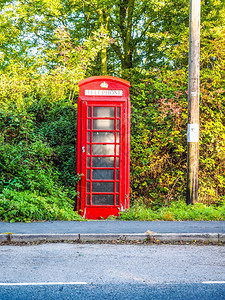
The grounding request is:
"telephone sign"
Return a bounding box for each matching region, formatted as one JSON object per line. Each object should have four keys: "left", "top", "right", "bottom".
{"left": 77, "top": 76, "right": 130, "bottom": 219}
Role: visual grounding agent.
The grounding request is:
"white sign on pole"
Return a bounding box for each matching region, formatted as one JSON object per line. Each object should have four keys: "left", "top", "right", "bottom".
{"left": 187, "top": 123, "right": 199, "bottom": 142}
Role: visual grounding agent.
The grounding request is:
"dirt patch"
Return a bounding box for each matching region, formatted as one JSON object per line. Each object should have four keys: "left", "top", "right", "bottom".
{"left": 0, "top": 239, "right": 224, "bottom": 246}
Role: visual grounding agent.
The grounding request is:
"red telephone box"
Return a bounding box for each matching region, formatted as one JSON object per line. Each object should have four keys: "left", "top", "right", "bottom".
{"left": 77, "top": 76, "right": 130, "bottom": 219}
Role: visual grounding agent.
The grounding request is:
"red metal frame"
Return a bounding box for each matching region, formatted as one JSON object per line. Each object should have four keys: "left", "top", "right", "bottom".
{"left": 77, "top": 76, "right": 130, "bottom": 219}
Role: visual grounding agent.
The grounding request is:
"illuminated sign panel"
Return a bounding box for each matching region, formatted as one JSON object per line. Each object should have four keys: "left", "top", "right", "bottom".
{"left": 85, "top": 90, "right": 123, "bottom": 96}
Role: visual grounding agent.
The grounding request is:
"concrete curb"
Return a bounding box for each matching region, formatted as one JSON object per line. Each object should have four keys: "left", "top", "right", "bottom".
{"left": 80, "top": 233, "right": 147, "bottom": 241}
{"left": 0, "top": 234, "right": 8, "bottom": 242}
{"left": 10, "top": 234, "right": 80, "bottom": 242}
{"left": 152, "top": 233, "right": 223, "bottom": 242}
{"left": 0, "top": 233, "right": 224, "bottom": 243}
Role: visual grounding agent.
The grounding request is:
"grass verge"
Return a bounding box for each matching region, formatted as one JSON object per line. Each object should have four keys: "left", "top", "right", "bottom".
{"left": 118, "top": 201, "right": 225, "bottom": 221}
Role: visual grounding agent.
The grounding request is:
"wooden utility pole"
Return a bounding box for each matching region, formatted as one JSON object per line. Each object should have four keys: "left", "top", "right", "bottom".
{"left": 187, "top": 0, "right": 200, "bottom": 204}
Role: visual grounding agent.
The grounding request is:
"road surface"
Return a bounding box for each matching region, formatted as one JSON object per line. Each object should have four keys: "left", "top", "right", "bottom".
{"left": 0, "top": 244, "right": 224, "bottom": 299}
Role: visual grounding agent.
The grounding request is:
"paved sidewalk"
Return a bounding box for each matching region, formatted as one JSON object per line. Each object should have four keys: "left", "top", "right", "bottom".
{"left": 0, "top": 221, "right": 224, "bottom": 243}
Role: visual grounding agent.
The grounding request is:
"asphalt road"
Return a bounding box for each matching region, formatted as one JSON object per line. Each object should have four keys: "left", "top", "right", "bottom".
{"left": 1, "top": 220, "right": 224, "bottom": 234}
{"left": 0, "top": 243, "right": 225, "bottom": 299}
{"left": 0, "top": 283, "right": 225, "bottom": 300}
{"left": 1, "top": 244, "right": 225, "bottom": 284}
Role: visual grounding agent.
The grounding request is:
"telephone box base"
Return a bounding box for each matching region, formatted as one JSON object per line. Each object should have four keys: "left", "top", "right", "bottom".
{"left": 82, "top": 207, "right": 121, "bottom": 220}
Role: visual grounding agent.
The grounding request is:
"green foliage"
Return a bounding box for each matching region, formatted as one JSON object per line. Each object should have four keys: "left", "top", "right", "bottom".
{"left": 0, "top": 9, "right": 107, "bottom": 221}
{"left": 126, "top": 6, "right": 225, "bottom": 207}
{"left": 0, "top": 86, "right": 82, "bottom": 221}
{"left": 0, "top": 0, "right": 224, "bottom": 221}
{"left": 0, "top": 189, "right": 82, "bottom": 222}
{"left": 128, "top": 61, "right": 225, "bottom": 207}
{"left": 119, "top": 201, "right": 225, "bottom": 221}
{"left": 129, "top": 68, "right": 188, "bottom": 208}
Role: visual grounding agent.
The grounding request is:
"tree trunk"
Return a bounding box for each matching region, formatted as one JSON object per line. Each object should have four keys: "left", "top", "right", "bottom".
{"left": 98, "top": 8, "right": 108, "bottom": 75}
{"left": 119, "top": 0, "right": 135, "bottom": 69}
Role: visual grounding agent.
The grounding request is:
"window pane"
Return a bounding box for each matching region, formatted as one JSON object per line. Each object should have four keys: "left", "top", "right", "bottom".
{"left": 93, "top": 119, "right": 115, "bottom": 130}
{"left": 92, "top": 194, "right": 114, "bottom": 206}
{"left": 116, "top": 182, "right": 119, "bottom": 193}
{"left": 87, "top": 132, "right": 91, "bottom": 142}
{"left": 92, "top": 182, "right": 114, "bottom": 193}
{"left": 116, "top": 195, "right": 119, "bottom": 205}
{"left": 116, "top": 170, "right": 119, "bottom": 180}
{"left": 88, "top": 119, "right": 91, "bottom": 130}
{"left": 92, "top": 144, "right": 114, "bottom": 155}
{"left": 92, "top": 169, "right": 114, "bottom": 180}
{"left": 87, "top": 157, "right": 90, "bottom": 167}
{"left": 87, "top": 145, "right": 91, "bottom": 155}
{"left": 116, "top": 132, "right": 120, "bottom": 143}
{"left": 116, "top": 145, "right": 120, "bottom": 154}
{"left": 87, "top": 194, "right": 90, "bottom": 205}
{"left": 93, "top": 132, "right": 115, "bottom": 143}
{"left": 117, "top": 107, "right": 120, "bottom": 118}
{"left": 92, "top": 157, "right": 114, "bottom": 168}
{"left": 87, "top": 182, "right": 90, "bottom": 192}
{"left": 88, "top": 107, "right": 91, "bottom": 117}
{"left": 116, "top": 157, "right": 119, "bottom": 167}
{"left": 93, "top": 107, "right": 115, "bottom": 118}
{"left": 87, "top": 169, "right": 90, "bottom": 180}
{"left": 117, "top": 120, "right": 120, "bottom": 130}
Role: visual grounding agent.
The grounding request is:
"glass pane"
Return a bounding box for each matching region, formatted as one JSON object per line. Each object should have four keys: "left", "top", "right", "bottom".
{"left": 116, "top": 170, "right": 119, "bottom": 180}
{"left": 92, "top": 157, "right": 114, "bottom": 168}
{"left": 116, "top": 145, "right": 120, "bottom": 154}
{"left": 93, "top": 132, "right": 115, "bottom": 143}
{"left": 117, "top": 120, "right": 120, "bottom": 130}
{"left": 116, "top": 157, "right": 119, "bottom": 167}
{"left": 87, "top": 145, "right": 91, "bottom": 155}
{"left": 87, "top": 182, "right": 90, "bottom": 192}
{"left": 87, "top": 157, "right": 90, "bottom": 167}
{"left": 116, "top": 132, "right": 120, "bottom": 143}
{"left": 92, "top": 182, "right": 114, "bottom": 193}
{"left": 93, "top": 119, "right": 115, "bottom": 130}
{"left": 117, "top": 107, "right": 120, "bottom": 118}
{"left": 116, "top": 182, "right": 119, "bottom": 193}
{"left": 116, "top": 195, "right": 119, "bottom": 205}
{"left": 88, "top": 119, "right": 91, "bottom": 130}
{"left": 92, "top": 144, "right": 114, "bottom": 155}
{"left": 87, "top": 194, "right": 90, "bottom": 205}
{"left": 87, "top": 169, "right": 90, "bottom": 180}
{"left": 92, "top": 194, "right": 114, "bottom": 206}
{"left": 88, "top": 107, "right": 91, "bottom": 117}
{"left": 87, "top": 132, "right": 90, "bottom": 142}
{"left": 92, "top": 169, "right": 114, "bottom": 180}
{"left": 93, "top": 107, "right": 115, "bottom": 118}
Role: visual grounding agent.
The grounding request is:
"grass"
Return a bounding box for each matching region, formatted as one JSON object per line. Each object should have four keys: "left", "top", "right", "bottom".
{"left": 118, "top": 201, "right": 225, "bottom": 221}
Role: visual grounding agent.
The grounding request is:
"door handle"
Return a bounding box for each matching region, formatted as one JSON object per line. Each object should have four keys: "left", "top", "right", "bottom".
{"left": 82, "top": 146, "right": 85, "bottom": 153}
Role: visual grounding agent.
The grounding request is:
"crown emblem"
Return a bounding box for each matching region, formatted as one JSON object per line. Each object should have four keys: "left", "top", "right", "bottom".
{"left": 100, "top": 81, "right": 108, "bottom": 88}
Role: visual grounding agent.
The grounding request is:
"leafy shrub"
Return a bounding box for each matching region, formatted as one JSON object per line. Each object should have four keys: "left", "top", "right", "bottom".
{"left": 0, "top": 189, "right": 82, "bottom": 222}
{"left": 128, "top": 65, "right": 225, "bottom": 207}
{"left": 129, "top": 69, "right": 188, "bottom": 208}
{"left": 0, "top": 100, "right": 80, "bottom": 221}
{"left": 32, "top": 99, "right": 79, "bottom": 187}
